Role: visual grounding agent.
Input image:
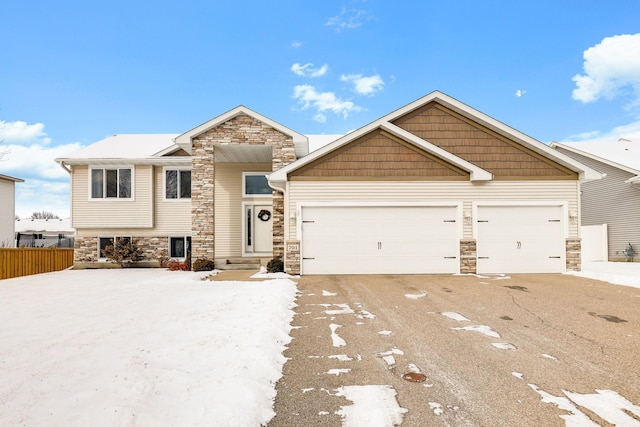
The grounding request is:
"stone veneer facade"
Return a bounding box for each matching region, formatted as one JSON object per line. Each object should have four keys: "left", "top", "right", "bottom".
{"left": 459, "top": 239, "right": 477, "bottom": 274}
{"left": 74, "top": 236, "right": 169, "bottom": 266}
{"left": 190, "top": 113, "right": 297, "bottom": 262}
{"left": 565, "top": 238, "right": 581, "bottom": 271}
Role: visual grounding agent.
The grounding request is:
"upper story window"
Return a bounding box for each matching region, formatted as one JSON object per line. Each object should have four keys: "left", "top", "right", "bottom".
{"left": 165, "top": 168, "right": 191, "bottom": 199}
{"left": 243, "top": 172, "right": 272, "bottom": 197}
{"left": 91, "top": 167, "right": 132, "bottom": 199}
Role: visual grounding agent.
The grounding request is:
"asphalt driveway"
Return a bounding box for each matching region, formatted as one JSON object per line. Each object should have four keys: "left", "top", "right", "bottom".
{"left": 269, "top": 274, "right": 640, "bottom": 426}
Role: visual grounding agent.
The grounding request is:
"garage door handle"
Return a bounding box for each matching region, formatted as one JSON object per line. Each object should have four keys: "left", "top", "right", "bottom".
{"left": 302, "top": 257, "right": 315, "bottom": 260}
{"left": 443, "top": 220, "right": 456, "bottom": 223}
{"left": 444, "top": 256, "right": 457, "bottom": 259}
{"left": 302, "top": 220, "right": 315, "bottom": 223}
{"left": 478, "top": 220, "right": 489, "bottom": 223}
{"left": 478, "top": 256, "right": 489, "bottom": 259}
{"left": 517, "top": 241, "right": 522, "bottom": 249}
{"left": 548, "top": 219, "right": 561, "bottom": 222}
{"left": 548, "top": 256, "right": 561, "bottom": 259}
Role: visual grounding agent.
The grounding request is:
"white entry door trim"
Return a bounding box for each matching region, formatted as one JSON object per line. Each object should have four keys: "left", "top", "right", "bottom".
{"left": 242, "top": 201, "right": 273, "bottom": 256}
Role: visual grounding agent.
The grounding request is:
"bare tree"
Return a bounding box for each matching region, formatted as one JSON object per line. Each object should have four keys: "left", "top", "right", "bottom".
{"left": 30, "top": 211, "right": 60, "bottom": 220}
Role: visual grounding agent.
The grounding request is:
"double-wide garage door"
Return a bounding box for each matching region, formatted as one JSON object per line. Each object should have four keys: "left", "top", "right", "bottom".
{"left": 301, "top": 206, "right": 459, "bottom": 275}
{"left": 300, "top": 204, "right": 566, "bottom": 275}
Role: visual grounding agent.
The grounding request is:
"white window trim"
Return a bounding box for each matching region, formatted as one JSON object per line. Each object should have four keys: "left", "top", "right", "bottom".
{"left": 168, "top": 235, "right": 191, "bottom": 260}
{"left": 97, "top": 235, "right": 132, "bottom": 261}
{"left": 163, "top": 167, "right": 192, "bottom": 201}
{"left": 242, "top": 172, "right": 273, "bottom": 198}
{"left": 89, "top": 165, "right": 135, "bottom": 201}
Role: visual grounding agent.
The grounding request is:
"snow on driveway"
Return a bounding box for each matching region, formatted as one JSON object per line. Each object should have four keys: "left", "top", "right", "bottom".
{"left": 0, "top": 269, "right": 297, "bottom": 427}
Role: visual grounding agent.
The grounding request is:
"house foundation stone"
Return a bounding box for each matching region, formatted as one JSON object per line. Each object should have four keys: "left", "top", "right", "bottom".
{"left": 460, "top": 239, "right": 477, "bottom": 274}
{"left": 566, "top": 238, "right": 581, "bottom": 271}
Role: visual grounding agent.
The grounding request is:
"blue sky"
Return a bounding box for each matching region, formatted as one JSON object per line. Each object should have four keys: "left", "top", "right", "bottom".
{"left": 2, "top": 0, "right": 640, "bottom": 218}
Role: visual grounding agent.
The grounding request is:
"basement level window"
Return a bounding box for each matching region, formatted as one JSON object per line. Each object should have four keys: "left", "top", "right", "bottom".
{"left": 243, "top": 172, "right": 272, "bottom": 196}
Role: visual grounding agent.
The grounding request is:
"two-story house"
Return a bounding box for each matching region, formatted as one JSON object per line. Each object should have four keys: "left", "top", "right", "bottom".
{"left": 56, "top": 91, "right": 600, "bottom": 274}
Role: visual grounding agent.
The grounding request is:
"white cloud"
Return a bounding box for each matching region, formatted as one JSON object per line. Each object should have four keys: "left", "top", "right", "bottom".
{"left": 515, "top": 89, "right": 527, "bottom": 97}
{"left": 326, "top": 8, "right": 374, "bottom": 31}
{"left": 2, "top": 142, "right": 82, "bottom": 180}
{"left": 572, "top": 33, "right": 640, "bottom": 104}
{"left": 0, "top": 119, "right": 81, "bottom": 218}
{"left": 0, "top": 120, "right": 51, "bottom": 145}
{"left": 290, "top": 63, "right": 329, "bottom": 78}
{"left": 341, "top": 73, "right": 384, "bottom": 96}
{"left": 291, "top": 41, "right": 302, "bottom": 48}
{"left": 292, "top": 85, "right": 362, "bottom": 120}
{"left": 564, "top": 117, "right": 640, "bottom": 142}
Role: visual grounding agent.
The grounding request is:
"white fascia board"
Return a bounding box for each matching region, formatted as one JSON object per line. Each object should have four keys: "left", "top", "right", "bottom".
{"left": 380, "top": 123, "right": 492, "bottom": 181}
{"left": 174, "top": 105, "right": 308, "bottom": 154}
{"left": 550, "top": 142, "right": 640, "bottom": 176}
{"left": 55, "top": 157, "right": 192, "bottom": 167}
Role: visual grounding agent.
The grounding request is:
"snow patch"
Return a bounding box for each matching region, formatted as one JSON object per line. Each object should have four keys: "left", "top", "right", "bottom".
{"left": 441, "top": 311, "right": 470, "bottom": 322}
{"left": 382, "top": 355, "right": 396, "bottom": 366}
{"left": 336, "top": 385, "right": 408, "bottom": 427}
{"left": 512, "top": 372, "right": 524, "bottom": 380}
{"left": 251, "top": 266, "right": 298, "bottom": 279}
{"left": 529, "top": 384, "right": 640, "bottom": 426}
{"left": 429, "top": 402, "right": 444, "bottom": 415}
{"left": 326, "top": 368, "right": 351, "bottom": 376}
{"left": 404, "top": 291, "right": 427, "bottom": 300}
{"left": 322, "top": 290, "right": 337, "bottom": 296}
{"left": 452, "top": 325, "right": 501, "bottom": 338}
{"left": 329, "top": 324, "right": 347, "bottom": 347}
{"left": 542, "top": 353, "right": 558, "bottom": 361}
{"left": 356, "top": 309, "right": 376, "bottom": 319}
{"left": 323, "top": 303, "right": 355, "bottom": 315}
{"left": 329, "top": 354, "right": 353, "bottom": 362}
{"left": 491, "top": 342, "right": 516, "bottom": 350}
{"left": 378, "top": 330, "right": 393, "bottom": 336}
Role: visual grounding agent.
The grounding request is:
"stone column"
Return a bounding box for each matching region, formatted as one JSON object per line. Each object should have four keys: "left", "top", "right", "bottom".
{"left": 460, "top": 239, "right": 477, "bottom": 274}
{"left": 566, "top": 238, "right": 581, "bottom": 271}
{"left": 191, "top": 138, "right": 215, "bottom": 261}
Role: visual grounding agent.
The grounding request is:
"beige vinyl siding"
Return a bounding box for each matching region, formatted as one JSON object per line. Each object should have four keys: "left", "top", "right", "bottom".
{"left": 214, "top": 162, "right": 272, "bottom": 258}
{"left": 71, "top": 165, "right": 154, "bottom": 229}
{"left": 0, "top": 179, "right": 16, "bottom": 246}
{"left": 154, "top": 166, "right": 192, "bottom": 235}
{"left": 287, "top": 180, "right": 579, "bottom": 240}
{"left": 554, "top": 147, "right": 640, "bottom": 260}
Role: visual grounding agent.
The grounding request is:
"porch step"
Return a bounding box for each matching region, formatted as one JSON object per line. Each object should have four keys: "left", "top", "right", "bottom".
{"left": 215, "top": 258, "right": 262, "bottom": 271}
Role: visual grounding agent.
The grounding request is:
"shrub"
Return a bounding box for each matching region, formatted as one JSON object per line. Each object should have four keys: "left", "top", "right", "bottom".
{"left": 102, "top": 238, "right": 144, "bottom": 267}
{"left": 266, "top": 257, "right": 284, "bottom": 273}
{"left": 167, "top": 259, "right": 190, "bottom": 271}
{"left": 193, "top": 258, "right": 215, "bottom": 272}
{"left": 153, "top": 248, "right": 169, "bottom": 268}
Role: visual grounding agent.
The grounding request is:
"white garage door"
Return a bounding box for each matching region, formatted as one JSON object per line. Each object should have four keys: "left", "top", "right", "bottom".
{"left": 477, "top": 206, "right": 564, "bottom": 274}
{"left": 301, "top": 206, "right": 459, "bottom": 275}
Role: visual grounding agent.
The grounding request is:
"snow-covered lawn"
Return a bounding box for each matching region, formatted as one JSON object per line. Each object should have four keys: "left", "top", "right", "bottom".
{"left": 0, "top": 269, "right": 297, "bottom": 427}
{"left": 570, "top": 260, "right": 640, "bottom": 288}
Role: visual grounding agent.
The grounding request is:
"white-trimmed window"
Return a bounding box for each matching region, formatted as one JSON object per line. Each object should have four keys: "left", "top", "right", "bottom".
{"left": 165, "top": 168, "right": 191, "bottom": 199}
{"left": 91, "top": 167, "right": 133, "bottom": 199}
{"left": 169, "top": 236, "right": 191, "bottom": 259}
{"left": 243, "top": 172, "right": 272, "bottom": 197}
{"left": 98, "top": 236, "right": 131, "bottom": 259}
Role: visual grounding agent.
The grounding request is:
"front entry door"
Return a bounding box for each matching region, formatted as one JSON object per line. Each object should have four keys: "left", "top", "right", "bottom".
{"left": 245, "top": 204, "right": 273, "bottom": 254}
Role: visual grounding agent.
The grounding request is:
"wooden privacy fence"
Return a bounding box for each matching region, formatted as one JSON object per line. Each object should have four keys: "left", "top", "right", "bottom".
{"left": 0, "top": 248, "right": 74, "bottom": 280}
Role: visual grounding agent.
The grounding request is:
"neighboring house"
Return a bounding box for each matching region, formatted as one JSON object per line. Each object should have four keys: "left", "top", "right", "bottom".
{"left": 56, "top": 91, "right": 600, "bottom": 274}
{"left": 551, "top": 139, "right": 640, "bottom": 262}
{"left": 0, "top": 173, "right": 24, "bottom": 248}
{"left": 14, "top": 217, "right": 75, "bottom": 248}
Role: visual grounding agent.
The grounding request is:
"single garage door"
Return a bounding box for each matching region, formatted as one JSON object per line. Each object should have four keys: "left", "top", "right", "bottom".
{"left": 301, "top": 206, "right": 459, "bottom": 275}
{"left": 477, "top": 205, "right": 564, "bottom": 273}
